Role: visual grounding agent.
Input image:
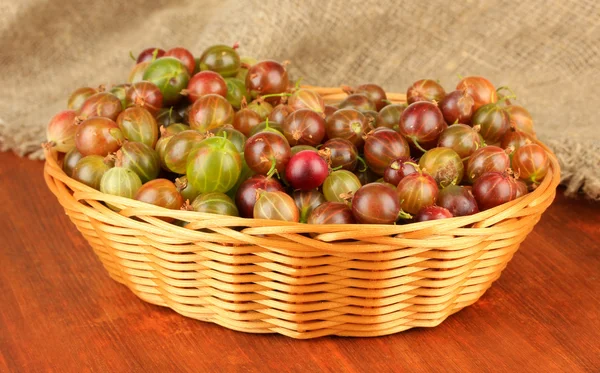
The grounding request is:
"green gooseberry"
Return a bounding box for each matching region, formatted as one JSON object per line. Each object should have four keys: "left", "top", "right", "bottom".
{"left": 143, "top": 57, "right": 190, "bottom": 106}
{"left": 100, "top": 167, "right": 142, "bottom": 209}
{"left": 418, "top": 147, "right": 464, "bottom": 187}
{"left": 199, "top": 45, "right": 241, "bottom": 77}
{"left": 186, "top": 137, "right": 242, "bottom": 193}
{"left": 118, "top": 142, "right": 160, "bottom": 183}
{"left": 192, "top": 192, "right": 239, "bottom": 216}
{"left": 224, "top": 77, "right": 251, "bottom": 110}
{"left": 322, "top": 170, "right": 361, "bottom": 203}
{"left": 116, "top": 106, "right": 159, "bottom": 147}
{"left": 72, "top": 155, "right": 114, "bottom": 190}
{"left": 209, "top": 126, "right": 247, "bottom": 153}
{"left": 247, "top": 99, "right": 273, "bottom": 119}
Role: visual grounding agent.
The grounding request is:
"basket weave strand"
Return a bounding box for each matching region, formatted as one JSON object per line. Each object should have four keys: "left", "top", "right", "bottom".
{"left": 43, "top": 87, "right": 560, "bottom": 338}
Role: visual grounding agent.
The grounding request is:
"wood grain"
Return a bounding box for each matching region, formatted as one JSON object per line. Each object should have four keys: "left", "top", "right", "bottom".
{"left": 0, "top": 151, "right": 598, "bottom": 373}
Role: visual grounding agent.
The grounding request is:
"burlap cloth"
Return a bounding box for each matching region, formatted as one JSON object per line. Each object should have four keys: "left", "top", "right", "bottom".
{"left": 1, "top": 0, "right": 598, "bottom": 199}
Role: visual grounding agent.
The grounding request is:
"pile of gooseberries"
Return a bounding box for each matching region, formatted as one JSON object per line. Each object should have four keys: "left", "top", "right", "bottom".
{"left": 46, "top": 44, "right": 550, "bottom": 226}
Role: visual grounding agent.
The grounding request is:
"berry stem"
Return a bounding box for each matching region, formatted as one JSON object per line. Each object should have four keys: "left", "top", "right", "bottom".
{"left": 411, "top": 138, "right": 428, "bottom": 153}
{"left": 356, "top": 155, "right": 368, "bottom": 172}
{"left": 260, "top": 92, "right": 292, "bottom": 100}
{"left": 397, "top": 210, "right": 413, "bottom": 220}
{"left": 266, "top": 158, "right": 278, "bottom": 178}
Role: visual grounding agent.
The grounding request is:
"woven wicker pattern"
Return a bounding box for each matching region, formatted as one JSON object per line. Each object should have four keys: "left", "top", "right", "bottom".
{"left": 43, "top": 88, "right": 560, "bottom": 339}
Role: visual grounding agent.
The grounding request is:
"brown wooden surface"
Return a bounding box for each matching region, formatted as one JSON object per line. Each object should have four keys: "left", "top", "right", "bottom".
{"left": 0, "top": 151, "right": 599, "bottom": 373}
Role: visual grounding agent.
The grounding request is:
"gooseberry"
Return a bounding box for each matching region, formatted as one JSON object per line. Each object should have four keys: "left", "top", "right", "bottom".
{"left": 188, "top": 94, "right": 234, "bottom": 132}
{"left": 209, "top": 126, "right": 247, "bottom": 153}
{"left": 471, "top": 103, "right": 510, "bottom": 144}
{"left": 72, "top": 155, "right": 114, "bottom": 190}
{"left": 472, "top": 171, "right": 517, "bottom": 210}
{"left": 282, "top": 109, "right": 326, "bottom": 146}
{"left": 396, "top": 171, "right": 439, "bottom": 215}
{"left": 355, "top": 83, "right": 388, "bottom": 111}
{"left": 118, "top": 141, "right": 160, "bottom": 183}
{"left": 418, "top": 147, "right": 464, "bottom": 187}
{"left": 308, "top": 201, "right": 355, "bottom": 225}
{"left": 414, "top": 206, "right": 453, "bottom": 222}
{"left": 67, "top": 87, "right": 98, "bottom": 111}
{"left": 436, "top": 184, "right": 479, "bottom": 217}
{"left": 339, "top": 93, "right": 376, "bottom": 112}
{"left": 62, "top": 148, "right": 83, "bottom": 177}
{"left": 246, "top": 60, "right": 289, "bottom": 101}
{"left": 511, "top": 143, "right": 549, "bottom": 184}
{"left": 437, "top": 123, "right": 482, "bottom": 159}
{"left": 192, "top": 192, "right": 239, "bottom": 216}
{"left": 116, "top": 106, "right": 159, "bottom": 147}
{"left": 185, "top": 71, "right": 227, "bottom": 103}
{"left": 134, "top": 179, "right": 184, "bottom": 220}
{"left": 136, "top": 47, "right": 165, "bottom": 63}
{"left": 233, "top": 108, "right": 262, "bottom": 136}
{"left": 268, "top": 104, "right": 294, "bottom": 125}
{"left": 466, "top": 146, "right": 510, "bottom": 183}
{"left": 143, "top": 57, "right": 190, "bottom": 106}
{"left": 288, "top": 88, "right": 325, "bottom": 113}
{"left": 254, "top": 190, "right": 299, "bottom": 222}
{"left": 79, "top": 92, "right": 123, "bottom": 121}
{"left": 398, "top": 101, "right": 445, "bottom": 152}
{"left": 75, "top": 117, "right": 124, "bottom": 156}
{"left": 456, "top": 76, "right": 498, "bottom": 111}
{"left": 376, "top": 103, "right": 407, "bottom": 130}
{"left": 325, "top": 108, "right": 371, "bottom": 148}
{"left": 363, "top": 127, "right": 410, "bottom": 175}
{"left": 199, "top": 44, "right": 241, "bottom": 77}
{"left": 244, "top": 131, "right": 291, "bottom": 176}
{"left": 100, "top": 166, "right": 142, "bottom": 206}
{"left": 505, "top": 105, "right": 536, "bottom": 137}
{"left": 186, "top": 136, "right": 242, "bottom": 193}
{"left": 407, "top": 79, "right": 446, "bottom": 104}
{"left": 285, "top": 150, "right": 329, "bottom": 190}
{"left": 125, "top": 81, "right": 163, "bottom": 115}
{"left": 46, "top": 110, "right": 78, "bottom": 152}
{"left": 352, "top": 183, "right": 401, "bottom": 224}
{"left": 383, "top": 157, "right": 417, "bottom": 186}
{"left": 320, "top": 138, "right": 358, "bottom": 171}
{"left": 439, "top": 90, "right": 475, "bottom": 125}
{"left": 224, "top": 77, "right": 250, "bottom": 109}
{"left": 322, "top": 170, "right": 361, "bottom": 203}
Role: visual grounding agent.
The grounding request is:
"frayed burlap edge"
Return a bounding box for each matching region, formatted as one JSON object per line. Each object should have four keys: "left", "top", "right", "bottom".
{"left": 1, "top": 116, "right": 598, "bottom": 200}
{"left": 540, "top": 136, "right": 600, "bottom": 201}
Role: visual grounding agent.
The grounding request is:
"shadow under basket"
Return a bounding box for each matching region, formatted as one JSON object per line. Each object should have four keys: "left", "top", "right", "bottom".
{"left": 43, "top": 87, "right": 561, "bottom": 339}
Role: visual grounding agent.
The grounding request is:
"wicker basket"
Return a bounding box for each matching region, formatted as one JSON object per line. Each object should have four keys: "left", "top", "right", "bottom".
{"left": 43, "top": 87, "right": 561, "bottom": 339}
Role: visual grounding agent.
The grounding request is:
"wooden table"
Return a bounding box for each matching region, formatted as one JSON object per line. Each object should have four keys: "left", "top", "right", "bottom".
{"left": 1, "top": 151, "right": 598, "bottom": 373}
